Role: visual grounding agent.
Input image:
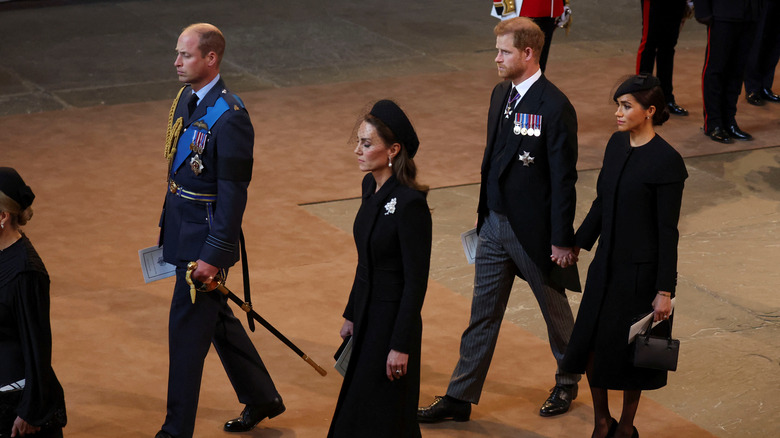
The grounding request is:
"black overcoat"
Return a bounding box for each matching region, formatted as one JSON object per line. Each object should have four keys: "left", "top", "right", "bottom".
{"left": 329, "top": 174, "right": 431, "bottom": 438}
{"left": 562, "top": 132, "right": 687, "bottom": 390}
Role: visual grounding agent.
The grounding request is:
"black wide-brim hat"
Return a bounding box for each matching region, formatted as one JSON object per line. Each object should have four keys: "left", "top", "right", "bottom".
{"left": 369, "top": 99, "right": 420, "bottom": 158}
{"left": 0, "top": 167, "right": 35, "bottom": 210}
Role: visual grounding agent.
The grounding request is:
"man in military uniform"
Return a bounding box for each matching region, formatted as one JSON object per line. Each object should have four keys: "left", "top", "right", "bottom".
{"left": 745, "top": 0, "right": 780, "bottom": 106}
{"left": 636, "top": 0, "right": 691, "bottom": 116}
{"left": 695, "top": 0, "right": 760, "bottom": 143}
{"left": 155, "top": 23, "right": 283, "bottom": 438}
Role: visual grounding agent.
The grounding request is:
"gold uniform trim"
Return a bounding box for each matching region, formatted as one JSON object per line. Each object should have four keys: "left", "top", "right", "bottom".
{"left": 164, "top": 86, "right": 187, "bottom": 167}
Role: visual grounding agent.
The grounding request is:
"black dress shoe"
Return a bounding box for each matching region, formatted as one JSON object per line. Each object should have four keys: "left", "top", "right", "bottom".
{"left": 727, "top": 124, "right": 753, "bottom": 141}
{"left": 705, "top": 126, "right": 732, "bottom": 143}
{"left": 666, "top": 101, "right": 689, "bottom": 116}
{"left": 224, "top": 397, "right": 286, "bottom": 432}
{"left": 746, "top": 91, "right": 765, "bottom": 106}
{"left": 154, "top": 431, "right": 174, "bottom": 438}
{"left": 539, "top": 384, "right": 577, "bottom": 417}
{"left": 417, "top": 395, "right": 471, "bottom": 423}
{"left": 762, "top": 88, "right": 780, "bottom": 102}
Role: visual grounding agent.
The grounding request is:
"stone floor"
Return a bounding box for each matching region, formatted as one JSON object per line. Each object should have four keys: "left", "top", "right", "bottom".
{"left": 1, "top": 0, "right": 778, "bottom": 437}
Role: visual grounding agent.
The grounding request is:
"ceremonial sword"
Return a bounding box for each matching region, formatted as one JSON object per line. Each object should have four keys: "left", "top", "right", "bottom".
{"left": 185, "top": 261, "right": 327, "bottom": 376}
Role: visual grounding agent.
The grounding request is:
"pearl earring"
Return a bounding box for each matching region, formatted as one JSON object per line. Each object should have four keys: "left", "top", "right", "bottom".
{"left": 388, "top": 157, "right": 393, "bottom": 167}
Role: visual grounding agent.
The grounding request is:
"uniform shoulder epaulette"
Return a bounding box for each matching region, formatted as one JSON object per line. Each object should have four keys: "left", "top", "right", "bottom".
{"left": 220, "top": 88, "right": 246, "bottom": 111}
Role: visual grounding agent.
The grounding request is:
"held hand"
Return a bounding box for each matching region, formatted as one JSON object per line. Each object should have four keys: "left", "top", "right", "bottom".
{"left": 652, "top": 292, "right": 673, "bottom": 322}
{"left": 340, "top": 319, "right": 354, "bottom": 340}
{"left": 193, "top": 259, "right": 219, "bottom": 290}
{"left": 550, "top": 245, "right": 578, "bottom": 268}
{"left": 386, "top": 349, "right": 409, "bottom": 381}
{"left": 12, "top": 416, "right": 41, "bottom": 437}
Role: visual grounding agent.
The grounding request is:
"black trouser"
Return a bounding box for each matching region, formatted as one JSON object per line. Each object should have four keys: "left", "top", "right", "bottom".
{"left": 636, "top": 0, "right": 687, "bottom": 103}
{"left": 701, "top": 19, "right": 756, "bottom": 132}
{"left": 161, "top": 266, "right": 280, "bottom": 438}
{"left": 745, "top": 1, "right": 780, "bottom": 93}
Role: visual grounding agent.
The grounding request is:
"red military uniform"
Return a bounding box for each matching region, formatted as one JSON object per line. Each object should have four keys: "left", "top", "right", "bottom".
{"left": 491, "top": 1, "right": 567, "bottom": 72}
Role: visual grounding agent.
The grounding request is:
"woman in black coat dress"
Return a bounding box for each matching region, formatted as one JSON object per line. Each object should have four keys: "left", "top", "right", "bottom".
{"left": 0, "top": 168, "right": 67, "bottom": 438}
{"left": 557, "top": 76, "right": 687, "bottom": 438}
{"left": 328, "top": 100, "right": 432, "bottom": 438}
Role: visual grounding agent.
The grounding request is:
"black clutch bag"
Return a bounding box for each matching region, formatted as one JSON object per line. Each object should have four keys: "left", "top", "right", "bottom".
{"left": 632, "top": 318, "right": 680, "bottom": 371}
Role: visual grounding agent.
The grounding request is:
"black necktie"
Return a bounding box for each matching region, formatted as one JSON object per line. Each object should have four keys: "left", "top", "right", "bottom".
{"left": 187, "top": 93, "right": 199, "bottom": 118}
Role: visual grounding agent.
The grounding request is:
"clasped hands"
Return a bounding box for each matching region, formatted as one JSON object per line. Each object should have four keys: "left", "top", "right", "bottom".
{"left": 550, "top": 245, "right": 579, "bottom": 268}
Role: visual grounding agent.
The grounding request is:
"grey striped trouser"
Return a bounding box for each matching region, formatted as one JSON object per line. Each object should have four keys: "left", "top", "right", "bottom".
{"left": 447, "top": 210, "right": 580, "bottom": 404}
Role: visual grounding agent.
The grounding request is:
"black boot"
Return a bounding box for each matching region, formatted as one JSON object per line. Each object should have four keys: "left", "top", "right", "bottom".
{"left": 727, "top": 124, "right": 753, "bottom": 141}
{"left": 666, "top": 101, "right": 689, "bottom": 116}
{"left": 705, "top": 126, "right": 732, "bottom": 143}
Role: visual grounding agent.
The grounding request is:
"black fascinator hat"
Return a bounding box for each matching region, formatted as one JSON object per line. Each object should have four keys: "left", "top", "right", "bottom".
{"left": 369, "top": 100, "right": 420, "bottom": 158}
{"left": 0, "top": 167, "right": 35, "bottom": 210}
{"left": 613, "top": 74, "right": 661, "bottom": 101}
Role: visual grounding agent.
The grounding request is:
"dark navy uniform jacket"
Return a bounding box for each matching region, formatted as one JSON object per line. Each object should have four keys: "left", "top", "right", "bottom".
{"left": 159, "top": 78, "right": 254, "bottom": 269}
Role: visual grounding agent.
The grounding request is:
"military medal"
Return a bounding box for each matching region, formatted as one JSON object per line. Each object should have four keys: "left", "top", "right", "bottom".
{"left": 533, "top": 114, "right": 542, "bottom": 136}
{"left": 504, "top": 88, "right": 521, "bottom": 119}
{"left": 514, "top": 113, "right": 529, "bottom": 136}
{"left": 518, "top": 150, "right": 535, "bottom": 166}
{"left": 522, "top": 113, "right": 530, "bottom": 136}
{"left": 190, "top": 155, "right": 204, "bottom": 175}
{"left": 186, "top": 120, "right": 209, "bottom": 176}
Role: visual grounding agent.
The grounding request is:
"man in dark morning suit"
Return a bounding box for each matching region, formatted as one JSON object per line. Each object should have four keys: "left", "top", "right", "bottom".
{"left": 155, "top": 23, "right": 283, "bottom": 438}
{"left": 418, "top": 17, "right": 582, "bottom": 422}
{"left": 694, "top": 0, "right": 761, "bottom": 143}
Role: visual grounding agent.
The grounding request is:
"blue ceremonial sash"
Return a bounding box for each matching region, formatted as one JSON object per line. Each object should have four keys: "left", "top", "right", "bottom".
{"left": 171, "top": 97, "right": 231, "bottom": 175}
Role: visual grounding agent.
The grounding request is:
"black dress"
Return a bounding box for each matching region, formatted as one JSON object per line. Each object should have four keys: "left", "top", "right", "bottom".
{"left": 0, "top": 235, "right": 66, "bottom": 437}
{"left": 329, "top": 174, "right": 431, "bottom": 438}
{"left": 562, "top": 132, "right": 687, "bottom": 390}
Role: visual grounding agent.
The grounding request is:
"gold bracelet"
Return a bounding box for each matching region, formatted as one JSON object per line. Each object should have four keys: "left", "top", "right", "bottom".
{"left": 657, "top": 292, "right": 671, "bottom": 297}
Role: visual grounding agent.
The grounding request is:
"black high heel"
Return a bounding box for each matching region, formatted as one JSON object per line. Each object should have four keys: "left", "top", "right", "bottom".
{"left": 593, "top": 417, "right": 618, "bottom": 438}
{"left": 606, "top": 418, "right": 618, "bottom": 438}
{"left": 631, "top": 426, "right": 639, "bottom": 438}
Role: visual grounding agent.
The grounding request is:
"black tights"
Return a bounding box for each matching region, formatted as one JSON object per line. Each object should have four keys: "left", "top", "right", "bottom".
{"left": 586, "top": 354, "right": 641, "bottom": 438}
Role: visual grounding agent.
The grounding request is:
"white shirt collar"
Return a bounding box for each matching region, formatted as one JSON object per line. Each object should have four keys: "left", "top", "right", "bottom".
{"left": 512, "top": 68, "right": 542, "bottom": 103}
{"left": 192, "top": 74, "right": 221, "bottom": 103}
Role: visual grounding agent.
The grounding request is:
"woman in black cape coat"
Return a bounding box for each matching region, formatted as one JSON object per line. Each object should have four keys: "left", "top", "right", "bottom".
{"left": 328, "top": 100, "right": 432, "bottom": 438}
{"left": 0, "top": 167, "right": 67, "bottom": 438}
{"left": 556, "top": 76, "right": 687, "bottom": 438}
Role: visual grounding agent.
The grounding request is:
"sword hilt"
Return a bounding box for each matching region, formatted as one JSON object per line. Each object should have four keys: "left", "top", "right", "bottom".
{"left": 185, "top": 261, "right": 198, "bottom": 303}
{"left": 185, "top": 261, "right": 223, "bottom": 304}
